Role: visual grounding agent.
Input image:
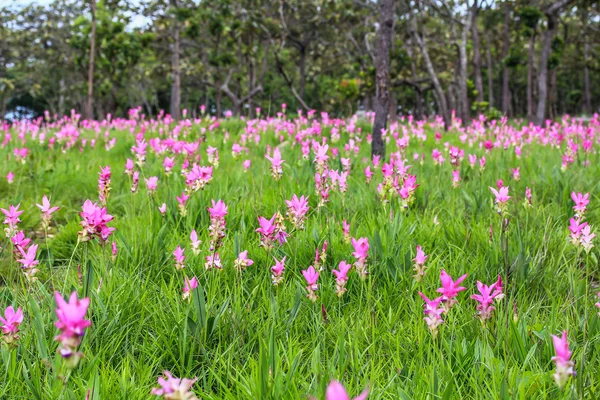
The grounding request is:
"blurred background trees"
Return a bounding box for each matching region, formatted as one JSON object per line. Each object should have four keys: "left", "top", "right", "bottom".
{"left": 0, "top": 0, "right": 598, "bottom": 122}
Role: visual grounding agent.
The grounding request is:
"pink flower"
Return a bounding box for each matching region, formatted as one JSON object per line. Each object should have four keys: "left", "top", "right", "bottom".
{"left": 256, "top": 215, "right": 277, "bottom": 250}
{"left": 595, "top": 292, "right": 600, "bottom": 316}
{"left": 265, "top": 148, "right": 285, "bottom": 180}
{"left": 413, "top": 245, "right": 428, "bottom": 280}
{"left": 325, "top": 380, "right": 369, "bottom": 400}
{"left": 163, "top": 157, "right": 175, "bottom": 174}
{"left": 207, "top": 200, "right": 227, "bottom": 251}
{"left": 146, "top": 176, "right": 158, "bottom": 193}
{"left": 176, "top": 191, "right": 189, "bottom": 216}
{"left": 524, "top": 187, "right": 533, "bottom": 208}
{"left": 182, "top": 276, "right": 199, "bottom": 300}
{"left": 511, "top": 167, "right": 520, "bottom": 181}
{"left": 243, "top": 159, "right": 251, "bottom": 171}
{"left": 234, "top": 250, "right": 254, "bottom": 270}
{"left": 418, "top": 292, "right": 444, "bottom": 337}
{"left": 98, "top": 166, "right": 111, "bottom": 205}
{"left": 302, "top": 265, "right": 319, "bottom": 301}
{"left": 11, "top": 231, "right": 31, "bottom": 251}
{"left": 0, "top": 306, "right": 23, "bottom": 345}
{"left": 18, "top": 243, "right": 39, "bottom": 281}
{"left": 451, "top": 170, "right": 460, "bottom": 188}
{"left": 36, "top": 195, "right": 59, "bottom": 220}
{"left": 173, "top": 246, "right": 185, "bottom": 270}
{"left": 271, "top": 256, "right": 286, "bottom": 285}
{"left": 436, "top": 270, "right": 467, "bottom": 309}
{"left": 54, "top": 291, "right": 91, "bottom": 366}
{"left": 151, "top": 370, "right": 198, "bottom": 399}
{"left": 351, "top": 237, "right": 369, "bottom": 279}
{"left": 342, "top": 220, "right": 350, "bottom": 243}
{"left": 158, "top": 203, "right": 167, "bottom": 215}
{"left": 332, "top": 261, "right": 352, "bottom": 297}
{"left": 190, "top": 230, "right": 202, "bottom": 255}
{"left": 490, "top": 186, "right": 511, "bottom": 215}
{"left": 78, "top": 200, "right": 115, "bottom": 243}
{"left": 125, "top": 158, "right": 134, "bottom": 176}
{"left": 571, "top": 192, "right": 590, "bottom": 216}
{"left": 184, "top": 165, "right": 213, "bottom": 192}
{"left": 551, "top": 330, "right": 575, "bottom": 389}
{"left": 204, "top": 252, "right": 222, "bottom": 270}
{"left": 207, "top": 199, "right": 228, "bottom": 218}
{"left": 470, "top": 280, "right": 503, "bottom": 322}
{"left": 111, "top": 241, "right": 118, "bottom": 260}
{"left": 6, "top": 171, "right": 14, "bottom": 184}
{"left": 364, "top": 166, "right": 373, "bottom": 183}
{"left": 286, "top": 194, "right": 310, "bottom": 229}
{"left": 2, "top": 204, "right": 23, "bottom": 237}
{"left": 579, "top": 224, "right": 596, "bottom": 253}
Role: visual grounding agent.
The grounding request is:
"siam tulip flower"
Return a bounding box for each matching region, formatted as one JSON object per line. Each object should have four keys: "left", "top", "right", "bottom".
{"left": 364, "top": 166, "right": 373, "bottom": 184}
{"left": 568, "top": 218, "right": 588, "bottom": 245}
{"left": 256, "top": 215, "right": 277, "bottom": 250}
{"left": 184, "top": 165, "right": 213, "bottom": 194}
{"left": 470, "top": 280, "right": 503, "bottom": 322}
{"left": 551, "top": 331, "right": 575, "bottom": 389}
{"left": 490, "top": 186, "right": 511, "bottom": 215}
{"left": 342, "top": 220, "right": 351, "bottom": 243}
{"left": 151, "top": 370, "right": 198, "bottom": 400}
{"left": 18, "top": 243, "right": 39, "bottom": 281}
{"left": 11, "top": 231, "right": 31, "bottom": 253}
{"left": 479, "top": 156, "right": 486, "bottom": 171}
{"left": 242, "top": 159, "right": 251, "bottom": 171}
{"left": 325, "top": 380, "right": 369, "bottom": 400}
{"left": 231, "top": 143, "right": 243, "bottom": 159}
{"left": 595, "top": 292, "right": 600, "bottom": 316}
{"left": 146, "top": 176, "right": 158, "bottom": 194}
{"left": 571, "top": 192, "right": 590, "bottom": 218}
{"left": 449, "top": 146, "right": 463, "bottom": 166}
{"left": 125, "top": 158, "right": 134, "bottom": 176}
{"left": 271, "top": 256, "right": 286, "bottom": 285}
{"left": 313, "top": 241, "right": 328, "bottom": 270}
{"left": 523, "top": 187, "right": 533, "bottom": 209}
{"left": 351, "top": 237, "right": 369, "bottom": 280}
{"left": 234, "top": 250, "right": 254, "bottom": 271}
{"left": 131, "top": 139, "right": 147, "bottom": 167}
{"left": 265, "top": 148, "right": 285, "bottom": 180}
{"left": 190, "top": 230, "right": 202, "bottom": 255}
{"left": 204, "top": 252, "right": 222, "bottom": 270}
{"left": 6, "top": 171, "right": 14, "bottom": 184}
{"left": 207, "top": 200, "right": 227, "bottom": 251}
{"left": 468, "top": 154, "right": 477, "bottom": 168}
{"left": 341, "top": 157, "right": 351, "bottom": 172}
{"left": 451, "top": 170, "right": 460, "bottom": 188}
{"left": 182, "top": 276, "right": 199, "bottom": 301}
{"left": 173, "top": 246, "right": 186, "bottom": 270}
{"left": 579, "top": 225, "right": 596, "bottom": 253}
{"left": 163, "top": 157, "right": 175, "bottom": 175}
{"left": 302, "top": 265, "right": 319, "bottom": 301}
{"left": 111, "top": 241, "right": 118, "bottom": 261}
{"left": 511, "top": 167, "right": 520, "bottom": 181}
{"left": 207, "top": 146, "right": 219, "bottom": 168}
{"left": 78, "top": 200, "right": 115, "bottom": 243}
{"left": 176, "top": 191, "right": 189, "bottom": 217}
{"left": 274, "top": 212, "right": 289, "bottom": 245}
{"left": 0, "top": 306, "right": 23, "bottom": 346}
{"left": 372, "top": 155, "right": 381, "bottom": 168}
{"left": 54, "top": 291, "right": 91, "bottom": 368}
{"left": 313, "top": 143, "right": 329, "bottom": 173}
{"left": 418, "top": 292, "right": 444, "bottom": 338}
{"left": 286, "top": 194, "right": 310, "bottom": 230}
{"left": 2, "top": 204, "right": 23, "bottom": 238}
{"left": 98, "top": 166, "right": 111, "bottom": 206}
{"left": 131, "top": 171, "right": 140, "bottom": 193}
{"left": 159, "top": 203, "right": 167, "bottom": 215}
{"left": 436, "top": 270, "right": 467, "bottom": 310}
{"left": 36, "top": 195, "right": 59, "bottom": 230}
{"left": 332, "top": 261, "right": 352, "bottom": 297}
{"left": 413, "top": 245, "right": 428, "bottom": 281}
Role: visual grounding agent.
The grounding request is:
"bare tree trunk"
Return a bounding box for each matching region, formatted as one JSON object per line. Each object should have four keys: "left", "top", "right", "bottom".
{"left": 527, "top": 34, "right": 536, "bottom": 120}
{"left": 549, "top": 67, "right": 557, "bottom": 119}
{"left": 59, "top": 77, "right": 65, "bottom": 117}
{"left": 170, "top": 0, "right": 181, "bottom": 120}
{"left": 216, "top": 78, "right": 222, "bottom": 117}
{"left": 299, "top": 48, "right": 306, "bottom": 100}
{"left": 501, "top": 3, "right": 510, "bottom": 115}
{"left": 485, "top": 31, "right": 494, "bottom": 109}
{"left": 405, "top": 38, "right": 423, "bottom": 120}
{"left": 409, "top": 12, "right": 449, "bottom": 128}
{"left": 471, "top": 2, "right": 483, "bottom": 104}
{"left": 583, "top": 37, "right": 592, "bottom": 114}
{"left": 86, "top": 0, "right": 96, "bottom": 120}
{"left": 458, "top": 9, "right": 473, "bottom": 125}
{"left": 371, "top": 0, "right": 394, "bottom": 158}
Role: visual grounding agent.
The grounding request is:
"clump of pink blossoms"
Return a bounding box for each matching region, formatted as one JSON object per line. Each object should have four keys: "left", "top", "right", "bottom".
{"left": 54, "top": 291, "right": 91, "bottom": 368}
{"left": 286, "top": 194, "right": 310, "bottom": 230}
{"left": 551, "top": 330, "right": 575, "bottom": 389}
{"left": 151, "top": 370, "right": 198, "bottom": 400}
{"left": 0, "top": 306, "right": 23, "bottom": 346}
{"left": 332, "top": 261, "right": 352, "bottom": 297}
{"left": 413, "top": 245, "right": 428, "bottom": 281}
{"left": 302, "top": 265, "right": 319, "bottom": 302}
{"left": 78, "top": 200, "right": 115, "bottom": 243}
{"left": 207, "top": 199, "right": 227, "bottom": 251}
{"left": 351, "top": 237, "right": 369, "bottom": 280}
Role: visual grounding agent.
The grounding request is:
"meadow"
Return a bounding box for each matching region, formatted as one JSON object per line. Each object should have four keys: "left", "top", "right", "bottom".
{"left": 1, "top": 109, "right": 600, "bottom": 399}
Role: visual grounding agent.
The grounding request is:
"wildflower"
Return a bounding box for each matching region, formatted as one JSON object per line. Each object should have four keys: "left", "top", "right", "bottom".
{"left": 551, "top": 331, "right": 575, "bottom": 389}
{"left": 332, "top": 261, "right": 352, "bottom": 297}
{"left": 10, "top": 231, "right": 31, "bottom": 253}
{"left": 571, "top": 192, "right": 590, "bottom": 218}
{"left": 523, "top": 187, "right": 533, "bottom": 208}
{"left": 0, "top": 306, "right": 23, "bottom": 346}
{"left": 243, "top": 160, "right": 251, "bottom": 171}
{"left": 207, "top": 146, "right": 219, "bottom": 168}
{"left": 98, "top": 166, "right": 111, "bottom": 206}
{"left": 302, "top": 265, "right": 319, "bottom": 301}
{"left": 271, "top": 256, "right": 286, "bottom": 285}
{"left": 579, "top": 225, "right": 596, "bottom": 253}
{"left": 78, "top": 200, "right": 115, "bottom": 243}
{"left": 131, "top": 139, "right": 147, "bottom": 167}
{"left": 204, "top": 252, "right": 222, "bottom": 270}
{"left": 490, "top": 186, "right": 511, "bottom": 215}
{"left": 111, "top": 241, "right": 118, "bottom": 261}
{"left": 18, "top": 243, "right": 39, "bottom": 281}
{"left": 125, "top": 159, "right": 134, "bottom": 176}
{"left": 413, "top": 245, "right": 428, "bottom": 281}
{"left": 173, "top": 246, "right": 185, "bottom": 270}
{"left": 176, "top": 192, "right": 189, "bottom": 217}
{"left": 436, "top": 270, "right": 467, "bottom": 310}
{"left": 351, "top": 237, "right": 369, "bottom": 280}
{"left": 159, "top": 203, "right": 167, "bottom": 215}
{"left": 568, "top": 218, "right": 589, "bottom": 246}
{"left": 314, "top": 241, "right": 328, "bottom": 270}
{"left": 470, "top": 280, "right": 502, "bottom": 322}
{"left": 479, "top": 156, "right": 486, "bottom": 170}
{"left": 314, "top": 143, "right": 329, "bottom": 174}
{"left": 234, "top": 250, "right": 254, "bottom": 271}
{"left": 364, "top": 166, "right": 373, "bottom": 184}
{"left": 131, "top": 171, "right": 140, "bottom": 193}
{"left": 207, "top": 200, "right": 227, "bottom": 251}
{"left": 511, "top": 167, "right": 520, "bottom": 181}
{"left": 182, "top": 277, "right": 198, "bottom": 301}
{"left": 256, "top": 215, "right": 277, "bottom": 250}
{"left": 342, "top": 220, "right": 350, "bottom": 243}
{"left": 146, "top": 176, "right": 158, "bottom": 194}
{"left": 2, "top": 204, "right": 23, "bottom": 238}
{"left": 190, "top": 230, "right": 201, "bottom": 255}
{"left": 54, "top": 291, "right": 91, "bottom": 368}
{"left": 468, "top": 154, "right": 477, "bottom": 168}
{"left": 418, "top": 292, "right": 444, "bottom": 338}
{"left": 163, "top": 157, "right": 175, "bottom": 175}
{"left": 325, "top": 380, "right": 369, "bottom": 400}
{"left": 184, "top": 165, "right": 213, "bottom": 193}
{"left": 451, "top": 170, "right": 460, "bottom": 188}
{"left": 36, "top": 195, "right": 59, "bottom": 230}
{"left": 595, "top": 292, "right": 600, "bottom": 316}
{"left": 286, "top": 195, "right": 310, "bottom": 230}
{"left": 265, "top": 148, "right": 285, "bottom": 180}
{"left": 274, "top": 212, "right": 289, "bottom": 245}
{"left": 151, "top": 370, "right": 198, "bottom": 400}
{"left": 6, "top": 171, "right": 14, "bottom": 184}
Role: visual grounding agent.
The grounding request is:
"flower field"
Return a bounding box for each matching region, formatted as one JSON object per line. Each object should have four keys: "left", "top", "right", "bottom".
{"left": 1, "top": 110, "right": 600, "bottom": 399}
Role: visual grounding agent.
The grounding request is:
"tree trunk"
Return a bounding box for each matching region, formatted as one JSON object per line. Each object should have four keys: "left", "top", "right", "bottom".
{"left": 59, "top": 77, "right": 65, "bottom": 117}
{"left": 86, "top": 0, "right": 96, "bottom": 121}
{"left": 371, "top": 0, "right": 394, "bottom": 158}
{"left": 485, "top": 31, "right": 494, "bottom": 109}
{"left": 583, "top": 38, "right": 592, "bottom": 114}
{"left": 458, "top": 9, "right": 473, "bottom": 125}
{"left": 526, "top": 34, "right": 536, "bottom": 120}
{"left": 501, "top": 2, "right": 510, "bottom": 115}
{"left": 299, "top": 47, "right": 306, "bottom": 100}
{"left": 471, "top": 2, "right": 483, "bottom": 104}
{"left": 216, "top": 78, "right": 222, "bottom": 117}
{"left": 405, "top": 38, "right": 423, "bottom": 120}
{"left": 170, "top": 0, "right": 181, "bottom": 120}
{"left": 535, "top": 15, "right": 557, "bottom": 125}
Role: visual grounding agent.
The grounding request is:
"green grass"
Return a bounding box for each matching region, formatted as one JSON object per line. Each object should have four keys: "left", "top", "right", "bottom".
{"left": 1, "top": 117, "right": 599, "bottom": 399}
